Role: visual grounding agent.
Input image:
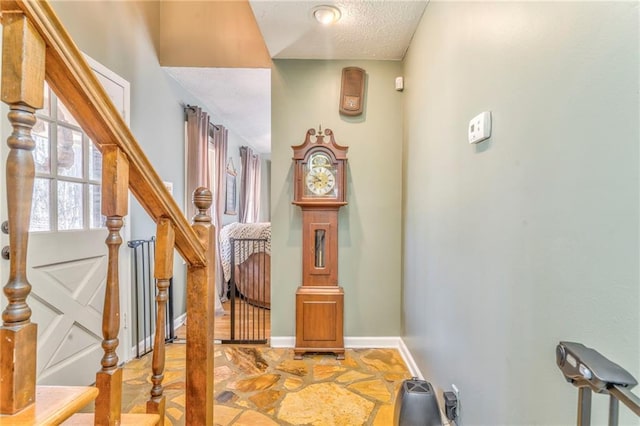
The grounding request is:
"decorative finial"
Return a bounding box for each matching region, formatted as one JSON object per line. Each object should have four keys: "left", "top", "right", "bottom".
{"left": 318, "top": 124, "right": 323, "bottom": 136}
{"left": 192, "top": 187, "right": 212, "bottom": 223}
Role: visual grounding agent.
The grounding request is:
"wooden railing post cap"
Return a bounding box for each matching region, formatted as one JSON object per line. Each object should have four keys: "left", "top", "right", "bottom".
{"left": 192, "top": 187, "right": 212, "bottom": 222}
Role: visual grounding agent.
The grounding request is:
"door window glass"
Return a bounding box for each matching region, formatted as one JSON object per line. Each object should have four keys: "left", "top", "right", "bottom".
{"left": 32, "top": 119, "right": 51, "bottom": 174}
{"left": 57, "top": 181, "right": 83, "bottom": 230}
{"left": 57, "top": 126, "right": 83, "bottom": 179}
{"left": 89, "top": 142, "right": 102, "bottom": 181}
{"left": 31, "top": 178, "right": 51, "bottom": 232}
{"left": 30, "top": 83, "right": 104, "bottom": 232}
{"left": 89, "top": 184, "right": 104, "bottom": 229}
{"left": 57, "top": 96, "right": 80, "bottom": 127}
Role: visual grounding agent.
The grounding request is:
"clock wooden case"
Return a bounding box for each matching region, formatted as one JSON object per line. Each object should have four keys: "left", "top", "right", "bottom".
{"left": 292, "top": 127, "right": 348, "bottom": 359}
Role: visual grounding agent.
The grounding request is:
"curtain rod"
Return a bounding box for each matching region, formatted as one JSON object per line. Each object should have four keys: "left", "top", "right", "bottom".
{"left": 183, "top": 104, "right": 221, "bottom": 130}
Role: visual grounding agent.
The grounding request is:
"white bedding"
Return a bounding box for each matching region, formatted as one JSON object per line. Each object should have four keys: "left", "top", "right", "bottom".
{"left": 219, "top": 222, "right": 271, "bottom": 283}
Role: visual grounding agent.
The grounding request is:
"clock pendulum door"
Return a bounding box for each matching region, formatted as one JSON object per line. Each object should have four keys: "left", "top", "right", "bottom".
{"left": 294, "top": 208, "right": 344, "bottom": 360}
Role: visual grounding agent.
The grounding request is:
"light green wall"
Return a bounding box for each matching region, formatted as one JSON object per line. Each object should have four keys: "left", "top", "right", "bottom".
{"left": 402, "top": 2, "right": 639, "bottom": 424}
{"left": 47, "top": 1, "right": 272, "bottom": 323}
{"left": 271, "top": 60, "right": 403, "bottom": 337}
{"left": 50, "top": 1, "right": 205, "bottom": 323}
{"left": 259, "top": 156, "right": 271, "bottom": 223}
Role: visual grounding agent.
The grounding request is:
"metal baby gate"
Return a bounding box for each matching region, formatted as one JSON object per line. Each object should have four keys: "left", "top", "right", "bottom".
{"left": 129, "top": 237, "right": 176, "bottom": 358}
{"left": 221, "top": 237, "right": 269, "bottom": 344}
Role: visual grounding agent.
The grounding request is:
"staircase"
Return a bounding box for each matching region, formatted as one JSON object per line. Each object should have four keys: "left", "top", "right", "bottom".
{"left": 0, "top": 1, "right": 215, "bottom": 424}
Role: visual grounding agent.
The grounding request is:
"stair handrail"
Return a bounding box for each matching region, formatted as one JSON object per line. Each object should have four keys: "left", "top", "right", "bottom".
{"left": 5, "top": 0, "right": 207, "bottom": 267}
{"left": 1, "top": 1, "right": 215, "bottom": 424}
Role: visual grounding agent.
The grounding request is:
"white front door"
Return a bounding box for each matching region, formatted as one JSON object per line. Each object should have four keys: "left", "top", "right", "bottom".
{"left": 0, "top": 57, "right": 131, "bottom": 386}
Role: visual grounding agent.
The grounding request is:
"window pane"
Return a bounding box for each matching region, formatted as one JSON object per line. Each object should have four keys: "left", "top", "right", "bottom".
{"left": 57, "top": 126, "right": 83, "bottom": 178}
{"left": 57, "top": 97, "right": 79, "bottom": 127}
{"left": 42, "top": 82, "right": 51, "bottom": 117}
{"left": 89, "top": 184, "right": 105, "bottom": 229}
{"left": 30, "top": 178, "right": 51, "bottom": 232}
{"left": 89, "top": 142, "right": 102, "bottom": 181}
{"left": 32, "top": 119, "right": 51, "bottom": 174}
{"left": 58, "top": 181, "right": 83, "bottom": 230}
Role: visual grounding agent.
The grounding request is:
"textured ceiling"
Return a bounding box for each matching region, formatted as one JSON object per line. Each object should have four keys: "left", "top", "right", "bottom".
{"left": 249, "top": 1, "right": 429, "bottom": 60}
{"left": 165, "top": 67, "right": 272, "bottom": 155}
{"left": 165, "top": 1, "right": 428, "bottom": 155}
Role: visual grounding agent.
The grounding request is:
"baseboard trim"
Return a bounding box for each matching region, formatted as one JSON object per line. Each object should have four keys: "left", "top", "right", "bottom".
{"left": 269, "top": 335, "right": 423, "bottom": 379}
{"left": 131, "top": 335, "right": 153, "bottom": 357}
{"left": 270, "top": 336, "right": 295, "bottom": 347}
{"left": 398, "top": 337, "right": 424, "bottom": 379}
{"left": 345, "top": 336, "right": 402, "bottom": 348}
{"left": 174, "top": 312, "right": 187, "bottom": 329}
{"left": 129, "top": 313, "right": 188, "bottom": 356}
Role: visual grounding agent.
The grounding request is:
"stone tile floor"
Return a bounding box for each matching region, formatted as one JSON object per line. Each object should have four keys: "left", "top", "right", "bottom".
{"left": 121, "top": 342, "right": 412, "bottom": 425}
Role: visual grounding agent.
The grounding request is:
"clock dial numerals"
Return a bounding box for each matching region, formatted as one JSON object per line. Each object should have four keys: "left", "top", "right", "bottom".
{"left": 306, "top": 166, "right": 336, "bottom": 196}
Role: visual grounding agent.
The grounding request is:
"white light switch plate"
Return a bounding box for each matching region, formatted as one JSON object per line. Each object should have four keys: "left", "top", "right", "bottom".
{"left": 395, "top": 76, "right": 404, "bottom": 91}
{"left": 468, "top": 111, "right": 492, "bottom": 144}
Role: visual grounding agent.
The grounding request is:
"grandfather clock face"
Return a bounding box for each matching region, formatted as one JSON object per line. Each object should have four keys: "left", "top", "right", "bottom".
{"left": 292, "top": 128, "right": 347, "bottom": 206}
{"left": 304, "top": 152, "right": 338, "bottom": 198}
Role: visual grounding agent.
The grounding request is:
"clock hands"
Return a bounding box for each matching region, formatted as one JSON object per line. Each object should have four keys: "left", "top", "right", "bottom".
{"left": 306, "top": 166, "right": 335, "bottom": 195}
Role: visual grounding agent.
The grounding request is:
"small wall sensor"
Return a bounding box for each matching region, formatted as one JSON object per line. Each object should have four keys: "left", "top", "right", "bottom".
{"left": 468, "top": 111, "right": 492, "bottom": 144}
{"left": 395, "top": 76, "right": 404, "bottom": 91}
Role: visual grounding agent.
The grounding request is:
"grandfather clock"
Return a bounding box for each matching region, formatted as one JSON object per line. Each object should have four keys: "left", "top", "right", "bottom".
{"left": 292, "top": 127, "right": 348, "bottom": 360}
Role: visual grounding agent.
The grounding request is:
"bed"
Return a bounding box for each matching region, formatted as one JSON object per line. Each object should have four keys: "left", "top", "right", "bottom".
{"left": 219, "top": 222, "right": 271, "bottom": 309}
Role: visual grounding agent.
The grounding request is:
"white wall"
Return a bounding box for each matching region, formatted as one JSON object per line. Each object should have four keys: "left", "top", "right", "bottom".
{"left": 402, "top": 2, "right": 639, "bottom": 424}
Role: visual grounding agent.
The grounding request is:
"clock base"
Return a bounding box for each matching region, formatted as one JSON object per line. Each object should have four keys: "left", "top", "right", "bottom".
{"left": 294, "top": 286, "right": 344, "bottom": 360}
{"left": 293, "top": 348, "right": 345, "bottom": 361}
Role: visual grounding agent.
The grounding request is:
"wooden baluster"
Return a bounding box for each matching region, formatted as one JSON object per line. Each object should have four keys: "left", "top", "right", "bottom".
{"left": 0, "top": 7, "right": 45, "bottom": 415}
{"left": 146, "top": 218, "right": 175, "bottom": 424}
{"left": 95, "top": 145, "right": 129, "bottom": 425}
{"left": 186, "top": 187, "right": 215, "bottom": 425}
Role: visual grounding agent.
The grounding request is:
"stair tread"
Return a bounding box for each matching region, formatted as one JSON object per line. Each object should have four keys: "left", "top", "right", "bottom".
{"left": 63, "top": 412, "right": 161, "bottom": 425}
{"left": 0, "top": 385, "right": 98, "bottom": 425}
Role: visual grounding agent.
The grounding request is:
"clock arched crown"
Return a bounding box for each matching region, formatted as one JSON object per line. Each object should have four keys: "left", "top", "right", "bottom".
{"left": 292, "top": 128, "right": 348, "bottom": 206}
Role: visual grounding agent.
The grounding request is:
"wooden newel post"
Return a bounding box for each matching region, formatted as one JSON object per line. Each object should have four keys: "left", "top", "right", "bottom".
{"left": 0, "top": 7, "right": 45, "bottom": 415}
{"left": 95, "top": 145, "right": 129, "bottom": 425}
{"left": 146, "top": 218, "right": 175, "bottom": 424}
{"left": 186, "top": 187, "right": 215, "bottom": 425}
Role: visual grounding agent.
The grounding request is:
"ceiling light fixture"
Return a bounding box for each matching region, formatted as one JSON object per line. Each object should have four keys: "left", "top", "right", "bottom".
{"left": 312, "top": 5, "right": 341, "bottom": 25}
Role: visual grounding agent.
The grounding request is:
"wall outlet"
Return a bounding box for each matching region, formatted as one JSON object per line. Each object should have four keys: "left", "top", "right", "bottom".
{"left": 443, "top": 391, "right": 458, "bottom": 421}
{"left": 451, "top": 384, "right": 461, "bottom": 422}
{"left": 452, "top": 384, "right": 460, "bottom": 400}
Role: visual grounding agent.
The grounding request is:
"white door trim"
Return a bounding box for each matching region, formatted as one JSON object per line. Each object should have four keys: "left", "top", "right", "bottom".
{"left": 84, "top": 53, "right": 133, "bottom": 364}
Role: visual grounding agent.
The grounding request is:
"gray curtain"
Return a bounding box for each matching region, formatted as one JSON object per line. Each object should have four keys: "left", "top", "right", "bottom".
{"left": 186, "top": 107, "right": 226, "bottom": 314}
{"left": 210, "top": 125, "right": 228, "bottom": 313}
{"left": 185, "top": 106, "right": 210, "bottom": 220}
{"left": 239, "top": 146, "right": 261, "bottom": 223}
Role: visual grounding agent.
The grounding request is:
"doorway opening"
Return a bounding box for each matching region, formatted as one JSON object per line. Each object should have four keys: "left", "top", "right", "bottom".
{"left": 166, "top": 67, "right": 271, "bottom": 344}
